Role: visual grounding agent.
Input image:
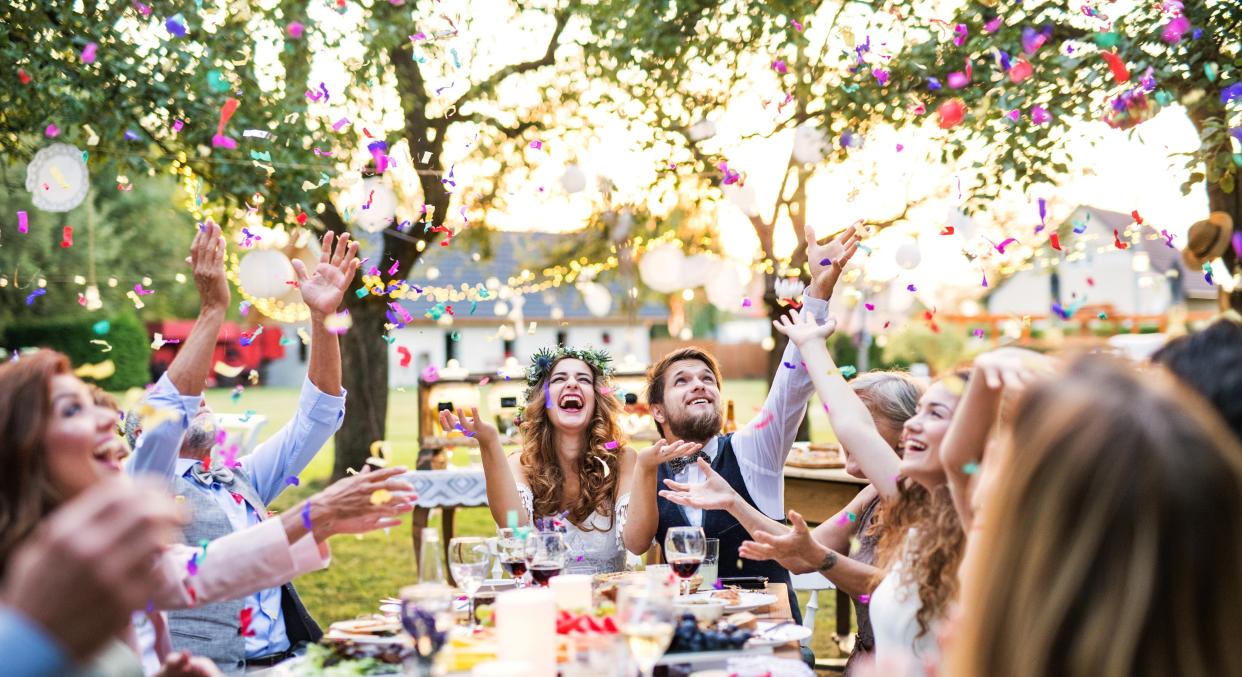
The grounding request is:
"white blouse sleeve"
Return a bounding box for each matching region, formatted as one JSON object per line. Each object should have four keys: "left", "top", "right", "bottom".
{"left": 614, "top": 492, "right": 631, "bottom": 549}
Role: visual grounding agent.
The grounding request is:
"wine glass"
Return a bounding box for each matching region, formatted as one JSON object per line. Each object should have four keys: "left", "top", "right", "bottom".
{"left": 527, "top": 531, "right": 568, "bottom": 587}
{"left": 400, "top": 583, "right": 453, "bottom": 677}
{"left": 497, "top": 527, "right": 535, "bottom": 587}
{"left": 448, "top": 536, "right": 491, "bottom": 629}
{"left": 617, "top": 582, "right": 675, "bottom": 677}
{"left": 664, "top": 526, "right": 706, "bottom": 596}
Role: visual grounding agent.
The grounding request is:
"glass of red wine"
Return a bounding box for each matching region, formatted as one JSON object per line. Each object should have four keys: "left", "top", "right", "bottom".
{"left": 664, "top": 526, "right": 706, "bottom": 596}
{"left": 527, "top": 531, "right": 568, "bottom": 587}
{"left": 496, "top": 527, "right": 534, "bottom": 587}
{"left": 400, "top": 583, "right": 453, "bottom": 677}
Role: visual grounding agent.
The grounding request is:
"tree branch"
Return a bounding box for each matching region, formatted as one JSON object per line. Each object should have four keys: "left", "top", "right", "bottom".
{"left": 452, "top": 6, "right": 570, "bottom": 108}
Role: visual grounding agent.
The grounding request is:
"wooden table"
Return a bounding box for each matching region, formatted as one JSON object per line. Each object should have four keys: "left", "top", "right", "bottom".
{"left": 783, "top": 466, "right": 868, "bottom": 651}
{"left": 757, "top": 582, "right": 805, "bottom": 662}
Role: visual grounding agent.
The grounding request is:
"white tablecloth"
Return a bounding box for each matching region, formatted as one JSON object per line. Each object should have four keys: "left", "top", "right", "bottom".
{"left": 402, "top": 468, "right": 487, "bottom": 508}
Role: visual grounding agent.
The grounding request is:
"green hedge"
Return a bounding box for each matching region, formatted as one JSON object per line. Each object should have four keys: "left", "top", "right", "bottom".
{"left": 2, "top": 313, "right": 151, "bottom": 390}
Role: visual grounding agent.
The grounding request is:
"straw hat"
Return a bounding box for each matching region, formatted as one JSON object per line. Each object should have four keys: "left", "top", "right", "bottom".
{"left": 1182, "top": 211, "right": 1234, "bottom": 268}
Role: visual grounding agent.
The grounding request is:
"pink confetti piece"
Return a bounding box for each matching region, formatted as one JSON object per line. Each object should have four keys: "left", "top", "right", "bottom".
{"left": 186, "top": 553, "right": 199, "bottom": 576}
{"left": 332, "top": 117, "right": 351, "bottom": 131}
{"left": 771, "top": 59, "right": 787, "bottom": 74}
{"left": 81, "top": 42, "right": 98, "bottom": 64}
{"left": 994, "top": 237, "right": 1018, "bottom": 254}
{"left": 479, "top": 377, "right": 490, "bottom": 386}
{"left": 529, "top": 140, "right": 543, "bottom": 149}
{"left": 742, "top": 298, "right": 752, "bottom": 308}
{"left": 604, "top": 440, "right": 619, "bottom": 450}
{"left": 858, "top": 594, "right": 871, "bottom": 604}
{"left": 286, "top": 21, "right": 304, "bottom": 39}
{"left": 17, "top": 211, "right": 28, "bottom": 234}
{"left": 211, "top": 98, "right": 239, "bottom": 149}
{"left": 45, "top": 123, "right": 60, "bottom": 137}
{"left": 864, "top": 303, "right": 875, "bottom": 311}
{"left": 753, "top": 410, "right": 775, "bottom": 430}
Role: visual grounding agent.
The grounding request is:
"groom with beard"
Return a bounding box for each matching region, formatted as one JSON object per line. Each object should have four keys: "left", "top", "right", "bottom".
{"left": 629, "top": 225, "right": 859, "bottom": 626}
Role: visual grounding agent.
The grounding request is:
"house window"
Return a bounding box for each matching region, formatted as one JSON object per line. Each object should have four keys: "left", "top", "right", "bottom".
{"left": 445, "top": 331, "right": 458, "bottom": 362}
{"left": 555, "top": 330, "right": 567, "bottom": 347}
{"left": 601, "top": 331, "right": 612, "bottom": 345}
{"left": 503, "top": 337, "right": 515, "bottom": 358}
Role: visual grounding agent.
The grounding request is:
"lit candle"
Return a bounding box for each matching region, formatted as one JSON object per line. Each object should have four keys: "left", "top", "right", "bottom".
{"left": 495, "top": 588, "right": 556, "bottom": 677}
{"left": 548, "top": 574, "right": 592, "bottom": 612}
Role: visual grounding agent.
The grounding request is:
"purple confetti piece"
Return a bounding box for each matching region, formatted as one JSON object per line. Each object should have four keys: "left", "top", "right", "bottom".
{"left": 165, "top": 17, "right": 186, "bottom": 37}
{"left": 858, "top": 594, "right": 871, "bottom": 604}
{"left": 186, "top": 553, "right": 199, "bottom": 576}
{"left": 819, "top": 258, "right": 831, "bottom": 266}
{"left": 782, "top": 361, "right": 797, "bottom": 369}
{"left": 25, "top": 289, "right": 46, "bottom": 305}
{"left": 1232, "top": 232, "right": 1242, "bottom": 259}
{"left": 302, "top": 501, "right": 313, "bottom": 530}
{"left": 17, "top": 211, "right": 28, "bottom": 234}
{"left": 544, "top": 382, "right": 553, "bottom": 409}
{"left": 286, "top": 476, "right": 300, "bottom": 487}
{"left": 926, "top": 77, "right": 941, "bottom": 90}
{"left": 906, "top": 284, "right": 917, "bottom": 292}
{"left": 604, "top": 440, "right": 619, "bottom": 450}
{"left": 332, "top": 117, "right": 350, "bottom": 131}
{"left": 1038, "top": 198, "right": 1047, "bottom": 232}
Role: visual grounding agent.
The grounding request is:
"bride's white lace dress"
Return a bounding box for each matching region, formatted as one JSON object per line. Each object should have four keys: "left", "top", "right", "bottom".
{"left": 516, "top": 483, "right": 630, "bottom": 575}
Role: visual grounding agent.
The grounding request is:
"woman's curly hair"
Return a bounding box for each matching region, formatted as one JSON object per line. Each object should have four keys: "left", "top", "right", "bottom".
{"left": 868, "top": 479, "right": 965, "bottom": 639}
{"left": 519, "top": 356, "right": 628, "bottom": 530}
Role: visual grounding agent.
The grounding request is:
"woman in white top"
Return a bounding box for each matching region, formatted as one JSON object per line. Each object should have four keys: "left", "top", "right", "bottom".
{"left": 739, "top": 311, "right": 969, "bottom": 675}
{"left": 443, "top": 346, "right": 700, "bottom": 574}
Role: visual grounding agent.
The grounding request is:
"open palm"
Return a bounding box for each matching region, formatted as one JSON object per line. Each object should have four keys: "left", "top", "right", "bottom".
{"left": 772, "top": 309, "right": 837, "bottom": 348}
{"left": 806, "top": 224, "right": 860, "bottom": 288}
{"left": 658, "top": 459, "right": 739, "bottom": 511}
{"left": 294, "top": 231, "right": 359, "bottom": 316}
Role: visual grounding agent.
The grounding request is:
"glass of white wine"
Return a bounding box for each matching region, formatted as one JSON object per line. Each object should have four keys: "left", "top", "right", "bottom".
{"left": 617, "top": 582, "right": 675, "bottom": 677}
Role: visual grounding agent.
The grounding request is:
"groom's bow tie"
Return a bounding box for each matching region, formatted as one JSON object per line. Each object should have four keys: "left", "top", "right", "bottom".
{"left": 667, "top": 450, "right": 711, "bottom": 475}
{"left": 189, "top": 462, "right": 236, "bottom": 487}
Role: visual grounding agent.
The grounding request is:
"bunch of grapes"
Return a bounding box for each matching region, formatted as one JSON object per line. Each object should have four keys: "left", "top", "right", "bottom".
{"left": 667, "top": 614, "right": 752, "bottom": 653}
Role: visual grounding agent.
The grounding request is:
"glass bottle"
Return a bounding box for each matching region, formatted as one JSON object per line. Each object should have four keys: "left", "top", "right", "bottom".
{"left": 418, "top": 528, "right": 447, "bottom": 584}
{"left": 723, "top": 399, "right": 737, "bottom": 433}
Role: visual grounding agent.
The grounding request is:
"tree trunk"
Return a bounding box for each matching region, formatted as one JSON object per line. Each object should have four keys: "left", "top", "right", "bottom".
{"left": 1205, "top": 170, "right": 1242, "bottom": 314}
{"left": 332, "top": 290, "right": 392, "bottom": 478}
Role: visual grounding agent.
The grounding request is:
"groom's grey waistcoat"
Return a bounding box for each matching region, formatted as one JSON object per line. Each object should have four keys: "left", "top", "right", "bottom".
{"left": 166, "top": 467, "right": 321, "bottom": 671}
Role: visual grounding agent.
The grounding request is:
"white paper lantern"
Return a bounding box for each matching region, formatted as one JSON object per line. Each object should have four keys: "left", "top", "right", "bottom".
{"left": 688, "top": 119, "right": 717, "bottom": 142}
{"left": 680, "top": 253, "right": 714, "bottom": 289}
{"left": 560, "top": 165, "right": 587, "bottom": 194}
{"left": 704, "top": 259, "right": 750, "bottom": 311}
{"left": 26, "top": 143, "right": 90, "bottom": 212}
{"left": 722, "top": 183, "right": 760, "bottom": 217}
{"left": 638, "top": 243, "right": 686, "bottom": 293}
{"left": 354, "top": 175, "right": 397, "bottom": 233}
{"left": 578, "top": 283, "right": 612, "bottom": 318}
{"left": 237, "top": 249, "right": 295, "bottom": 299}
{"left": 895, "top": 240, "right": 922, "bottom": 270}
{"left": 792, "top": 122, "right": 828, "bottom": 165}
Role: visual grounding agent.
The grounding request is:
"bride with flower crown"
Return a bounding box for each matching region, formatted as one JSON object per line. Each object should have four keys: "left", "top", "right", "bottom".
{"left": 440, "top": 346, "right": 703, "bottom": 574}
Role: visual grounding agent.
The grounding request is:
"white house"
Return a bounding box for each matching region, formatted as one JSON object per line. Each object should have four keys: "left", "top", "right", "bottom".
{"left": 986, "top": 206, "right": 1216, "bottom": 317}
{"left": 264, "top": 231, "right": 667, "bottom": 388}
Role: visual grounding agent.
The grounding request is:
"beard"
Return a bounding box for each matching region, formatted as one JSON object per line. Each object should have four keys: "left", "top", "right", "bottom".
{"left": 666, "top": 405, "right": 722, "bottom": 443}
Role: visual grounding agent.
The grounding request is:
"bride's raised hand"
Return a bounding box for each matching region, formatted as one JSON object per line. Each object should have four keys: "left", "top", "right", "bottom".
{"left": 771, "top": 309, "right": 837, "bottom": 348}
{"left": 449, "top": 407, "right": 500, "bottom": 446}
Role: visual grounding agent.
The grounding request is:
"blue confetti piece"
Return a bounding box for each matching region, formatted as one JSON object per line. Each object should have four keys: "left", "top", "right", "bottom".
{"left": 165, "top": 17, "right": 186, "bottom": 37}
{"left": 25, "top": 289, "right": 46, "bottom": 306}
{"left": 286, "top": 476, "right": 300, "bottom": 487}
{"left": 302, "top": 501, "right": 313, "bottom": 530}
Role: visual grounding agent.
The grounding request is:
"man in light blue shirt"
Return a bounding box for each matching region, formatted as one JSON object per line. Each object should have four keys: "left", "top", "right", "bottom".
{"left": 128, "top": 227, "right": 361, "bottom": 669}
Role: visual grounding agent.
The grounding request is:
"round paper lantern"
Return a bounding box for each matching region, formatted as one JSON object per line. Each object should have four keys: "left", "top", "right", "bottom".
{"left": 561, "top": 165, "right": 587, "bottom": 194}
{"left": 895, "top": 240, "right": 922, "bottom": 270}
{"left": 688, "top": 119, "right": 717, "bottom": 142}
{"left": 792, "top": 122, "right": 827, "bottom": 164}
{"left": 704, "top": 259, "right": 750, "bottom": 311}
{"left": 579, "top": 282, "right": 613, "bottom": 318}
{"left": 237, "top": 249, "right": 295, "bottom": 299}
{"left": 638, "top": 243, "right": 687, "bottom": 293}
{"left": 25, "top": 143, "right": 89, "bottom": 212}
{"left": 354, "top": 176, "right": 397, "bottom": 233}
{"left": 679, "top": 254, "right": 714, "bottom": 289}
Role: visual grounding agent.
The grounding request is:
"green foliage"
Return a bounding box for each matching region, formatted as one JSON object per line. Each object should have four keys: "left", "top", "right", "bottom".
{"left": 882, "top": 322, "right": 968, "bottom": 375}
{"left": 3, "top": 312, "right": 151, "bottom": 390}
{"left": 0, "top": 164, "right": 201, "bottom": 322}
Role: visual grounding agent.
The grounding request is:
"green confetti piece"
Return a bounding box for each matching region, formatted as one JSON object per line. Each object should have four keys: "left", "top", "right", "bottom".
{"left": 450, "top": 331, "right": 461, "bottom": 341}
{"left": 249, "top": 150, "right": 272, "bottom": 162}
{"left": 962, "top": 461, "right": 980, "bottom": 475}
{"left": 1094, "top": 32, "right": 1119, "bottom": 48}
{"left": 839, "top": 365, "right": 858, "bottom": 379}
{"left": 92, "top": 320, "right": 110, "bottom": 335}
{"left": 355, "top": 287, "right": 369, "bottom": 298}
{"left": 383, "top": 334, "right": 396, "bottom": 345}
{"left": 1205, "top": 63, "right": 1217, "bottom": 82}
{"left": 1154, "top": 90, "right": 1174, "bottom": 106}
{"left": 506, "top": 509, "right": 518, "bottom": 529}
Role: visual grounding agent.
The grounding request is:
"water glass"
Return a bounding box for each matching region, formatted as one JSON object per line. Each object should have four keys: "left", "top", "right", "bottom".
{"left": 448, "top": 537, "right": 492, "bottom": 628}
{"left": 400, "top": 583, "right": 454, "bottom": 677}
{"left": 699, "top": 538, "right": 720, "bottom": 591}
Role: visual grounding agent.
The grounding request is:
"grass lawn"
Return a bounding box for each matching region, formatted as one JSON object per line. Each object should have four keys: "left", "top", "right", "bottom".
{"left": 199, "top": 379, "right": 853, "bottom": 662}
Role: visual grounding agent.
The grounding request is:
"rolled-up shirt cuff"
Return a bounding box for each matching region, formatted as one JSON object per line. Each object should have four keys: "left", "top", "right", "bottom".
{"left": 298, "top": 377, "right": 347, "bottom": 425}
{"left": 148, "top": 373, "right": 203, "bottom": 423}
{"left": 800, "top": 293, "right": 830, "bottom": 321}
{"left": 289, "top": 532, "right": 332, "bottom": 574}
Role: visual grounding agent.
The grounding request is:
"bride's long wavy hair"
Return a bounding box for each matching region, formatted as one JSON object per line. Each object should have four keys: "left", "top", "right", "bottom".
{"left": 519, "top": 357, "right": 627, "bottom": 530}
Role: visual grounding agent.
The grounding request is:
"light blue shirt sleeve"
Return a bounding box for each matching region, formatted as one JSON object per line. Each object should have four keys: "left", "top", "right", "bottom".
{"left": 0, "top": 607, "right": 70, "bottom": 677}
{"left": 126, "top": 374, "right": 204, "bottom": 480}
{"left": 242, "top": 377, "right": 346, "bottom": 505}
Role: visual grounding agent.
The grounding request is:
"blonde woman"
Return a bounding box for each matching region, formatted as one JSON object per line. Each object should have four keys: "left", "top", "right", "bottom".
{"left": 442, "top": 347, "right": 700, "bottom": 573}
{"left": 947, "top": 356, "right": 1242, "bottom": 677}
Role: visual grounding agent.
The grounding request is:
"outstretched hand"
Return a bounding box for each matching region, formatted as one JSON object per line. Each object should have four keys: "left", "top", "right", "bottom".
{"left": 637, "top": 438, "right": 703, "bottom": 471}
{"left": 972, "top": 347, "right": 1055, "bottom": 391}
{"left": 294, "top": 231, "right": 360, "bottom": 317}
{"left": 771, "top": 309, "right": 837, "bottom": 348}
{"left": 187, "top": 220, "right": 229, "bottom": 311}
{"left": 658, "top": 458, "right": 738, "bottom": 510}
{"left": 738, "top": 510, "right": 826, "bottom": 574}
{"left": 439, "top": 407, "right": 500, "bottom": 447}
{"left": 806, "top": 224, "right": 860, "bottom": 299}
{"left": 309, "top": 466, "right": 416, "bottom": 538}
